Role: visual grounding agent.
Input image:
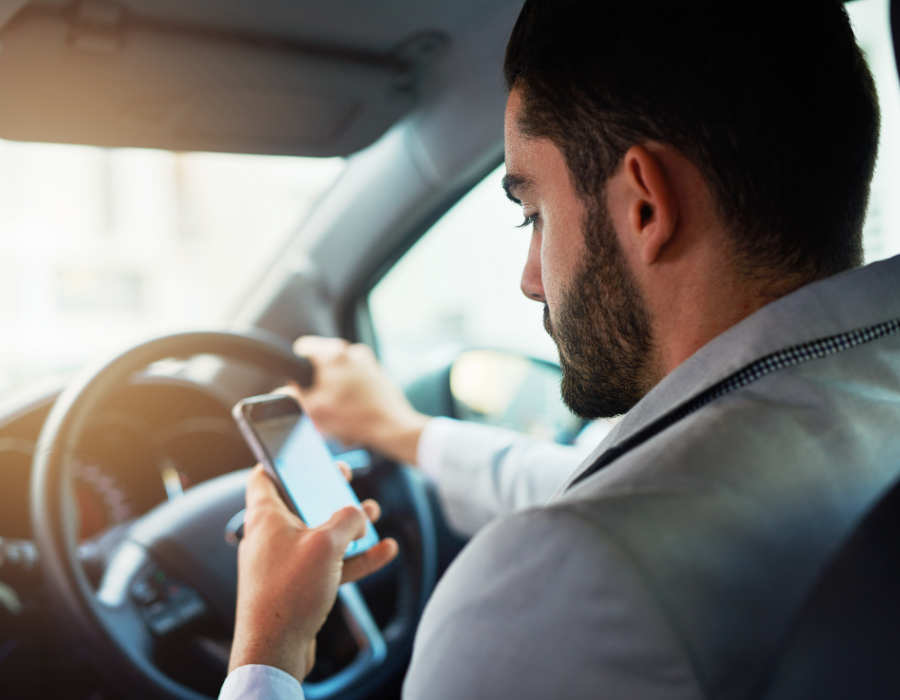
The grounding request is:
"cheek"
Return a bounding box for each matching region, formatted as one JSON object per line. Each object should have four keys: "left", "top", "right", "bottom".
{"left": 540, "top": 238, "right": 564, "bottom": 304}
{"left": 540, "top": 213, "right": 585, "bottom": 303}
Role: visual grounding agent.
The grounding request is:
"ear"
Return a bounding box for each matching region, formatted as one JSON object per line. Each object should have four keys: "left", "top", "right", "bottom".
{"left": 622, "top": 145, "right": 678, "bottom": 265}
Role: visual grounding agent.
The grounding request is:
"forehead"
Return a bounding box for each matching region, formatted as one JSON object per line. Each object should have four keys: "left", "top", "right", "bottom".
{"left": 503, "top": 89, "right": 528, "bottom": 167}
{"left": 503, "top": 89, "right": 572, "bottom": 203}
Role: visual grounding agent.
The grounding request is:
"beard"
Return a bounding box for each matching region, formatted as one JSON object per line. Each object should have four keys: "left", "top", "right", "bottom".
{"left": 545, "top": 203, "right": 659, "bottom": 420}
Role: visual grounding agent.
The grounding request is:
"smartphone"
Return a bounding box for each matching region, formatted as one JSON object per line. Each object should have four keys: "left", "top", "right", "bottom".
{"left": 233, "top": 393, "right": 380, "bottom": 559}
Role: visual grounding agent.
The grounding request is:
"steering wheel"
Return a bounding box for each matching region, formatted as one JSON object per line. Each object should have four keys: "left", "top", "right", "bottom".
{"left": 30, "top": 331, "right": 438, "bottom": 700}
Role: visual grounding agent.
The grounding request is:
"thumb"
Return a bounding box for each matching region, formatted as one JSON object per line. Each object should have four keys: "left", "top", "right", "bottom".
{"left": 321, "top": 506, "right": 369, "bottom": 550}
{"left": 246, "top": 464, "right": 290, "bottom": 514}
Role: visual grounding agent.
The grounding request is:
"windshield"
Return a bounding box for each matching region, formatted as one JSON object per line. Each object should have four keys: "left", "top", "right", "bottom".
{"left": 0, "top": 145, "right": 344, "bottom": 396}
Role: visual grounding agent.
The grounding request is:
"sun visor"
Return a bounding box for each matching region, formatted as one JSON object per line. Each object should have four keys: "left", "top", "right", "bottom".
{"left": 0, "top": 3, "right": 446, "bottom": 156}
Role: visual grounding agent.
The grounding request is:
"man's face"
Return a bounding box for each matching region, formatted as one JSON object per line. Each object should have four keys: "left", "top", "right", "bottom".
{"left": 504, "top": 89, "right": 657, "bottom": 419}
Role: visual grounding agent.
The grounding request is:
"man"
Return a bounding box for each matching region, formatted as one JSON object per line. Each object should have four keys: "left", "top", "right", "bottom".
{"left": 287, "top": 335, "right": 604, "bottom": 537}
{"left": 221, "top": 0, "right": 895, "bottom": 697}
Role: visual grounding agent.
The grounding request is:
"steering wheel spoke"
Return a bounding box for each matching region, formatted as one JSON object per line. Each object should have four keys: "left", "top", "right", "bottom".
{"left": 94, "top": 541, "right": 159, "bottom": 661}
{"left": 97, "top": 541, "right": 210, "bottom": 655}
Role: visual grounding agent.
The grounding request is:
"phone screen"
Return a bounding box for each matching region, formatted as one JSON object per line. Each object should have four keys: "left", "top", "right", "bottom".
{"left": 241, "top": 396, "right": 380, "bottom": 558}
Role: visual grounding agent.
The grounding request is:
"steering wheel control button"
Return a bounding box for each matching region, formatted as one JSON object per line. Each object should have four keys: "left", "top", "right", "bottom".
{"left": 174, "top": 595, "right": 205, "bottom": 620}
{"left": 132, "top": 569, "right": 207, "bottom": 636}
{"left": 149, "top": 610, "right": 180, "bottom": 635}
{"left": 0, "top": 538, "right": 39, "bottom": 572}
{"left": 131, "top": 578, "right": 159, "bottom": 605}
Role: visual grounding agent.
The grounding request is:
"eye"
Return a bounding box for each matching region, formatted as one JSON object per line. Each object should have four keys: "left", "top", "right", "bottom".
{"left": 518, "top": 213, "right": 538, "bottom": 230}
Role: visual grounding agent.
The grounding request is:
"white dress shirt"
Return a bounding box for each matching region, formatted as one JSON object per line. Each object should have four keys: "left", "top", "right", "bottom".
{"left": 414, "top": 416, "right": 609, "bottom": 536}
{"left": 219, "top": 664, "right": 305, "bottom": 700}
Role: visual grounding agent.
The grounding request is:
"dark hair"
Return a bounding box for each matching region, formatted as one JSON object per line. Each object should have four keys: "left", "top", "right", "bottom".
{"left": 504, "top": 0, "right": 880, "bottom": 284}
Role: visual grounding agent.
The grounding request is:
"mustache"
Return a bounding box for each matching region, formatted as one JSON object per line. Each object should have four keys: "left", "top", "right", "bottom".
{"left": 543, "top": 303, "right": 553, "bottom": 337}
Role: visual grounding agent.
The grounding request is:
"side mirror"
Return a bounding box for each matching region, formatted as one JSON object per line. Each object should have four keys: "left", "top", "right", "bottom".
{"left": 449, "top": 349, "right": 584, "bottom": 443}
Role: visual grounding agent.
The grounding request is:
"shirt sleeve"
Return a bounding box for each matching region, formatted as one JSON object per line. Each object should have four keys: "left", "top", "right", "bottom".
{"left": 218, "top": 664, "right": 305, "bottom": 700}
{"left": 403, "top": 507, "right": 703, "bottom": 700}
{"left": 415, "top": 417, "right": 598, "bottom": 536}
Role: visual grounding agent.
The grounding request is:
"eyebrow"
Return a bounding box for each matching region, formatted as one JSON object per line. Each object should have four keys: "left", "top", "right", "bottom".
{"left": 501, "top": 174, "right": 531, "bottom": 205}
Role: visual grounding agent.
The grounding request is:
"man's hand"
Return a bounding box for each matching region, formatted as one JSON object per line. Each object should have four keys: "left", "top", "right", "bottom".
{"left": 291, "top": 336, "right": 430, "bottom": 464}
{"left": 229, "top": 465, "right": 399, "bottom": 681}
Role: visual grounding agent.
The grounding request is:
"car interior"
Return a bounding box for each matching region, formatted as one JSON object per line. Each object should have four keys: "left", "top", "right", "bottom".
{"left": 0, "top": 0, "right": 899, "bottom": 698}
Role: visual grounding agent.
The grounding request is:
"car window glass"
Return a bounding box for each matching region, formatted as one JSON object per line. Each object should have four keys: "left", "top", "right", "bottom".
{"left": 369, "top": 163, "right": 555, "bottom": 387}
{"left": 849, "top": 0, "right": 900, "bottom": 261}
{"left": 0, "top": 147, "right": 345, "bottom": 396}
{"left": 370, "top": 0, "right": 900, "bottom": 393}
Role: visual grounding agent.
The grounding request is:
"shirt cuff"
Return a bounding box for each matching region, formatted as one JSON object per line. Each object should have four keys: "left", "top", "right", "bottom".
{"left": 219, "top": 664, "right": 305, "bottom": 700}
{"left": 415, "top": 416, "right": 460, "bottom": 480}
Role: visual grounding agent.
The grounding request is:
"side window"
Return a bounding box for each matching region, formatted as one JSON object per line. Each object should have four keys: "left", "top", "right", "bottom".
{"left": 367, "top": 165, "right": 583, "bottom": 441}
{"left": 368, "top": 165, "right": 555, "bottom": 384}
{"left": 848, "top": 0, "right": 900, "bottom": 262}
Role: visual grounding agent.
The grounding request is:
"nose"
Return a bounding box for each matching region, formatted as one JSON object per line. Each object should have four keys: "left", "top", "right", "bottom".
{"left": 520, "top": 230, "right": 545, "bottom": 303}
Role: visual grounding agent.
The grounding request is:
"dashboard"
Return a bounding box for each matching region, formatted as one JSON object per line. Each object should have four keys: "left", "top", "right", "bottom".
{"left": 0, "top": 380, "right": 257, "bottom": 546}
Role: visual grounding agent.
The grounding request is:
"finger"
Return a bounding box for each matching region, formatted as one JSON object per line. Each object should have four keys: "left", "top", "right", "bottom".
{"left": 347, "top": 342, "right": 377, "bottom": 361}
{"left": 336, "top": 461, "right": 352, "bottom": 482}
{"left": 245, "top": 464, "right": 280, "bottom": 509}
{"left": 323, "top": 505, "right": 369, "bottom": 546}
{"left": 361, "top": 499, "right": 381, "bottom": 523}
{"left": 292, "top": 335, "right": 320, "bottom": 356}
{"left": 341, "top": 538, "right": 399, "bottom": 584}
{"left": 245, "top": 465, "right": 297, "bottom": 521}
{"left": 273, "top": 383, "right": 302, "bottom": 402}
{"left": 293, "top": 336, "right": 349, "bottom": 362}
